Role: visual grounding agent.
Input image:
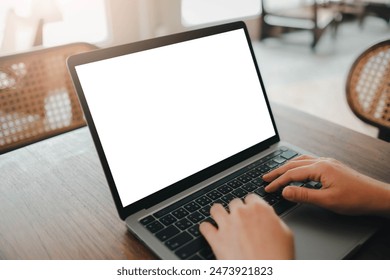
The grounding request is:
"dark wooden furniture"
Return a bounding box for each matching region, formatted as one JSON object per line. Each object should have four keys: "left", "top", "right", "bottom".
{"left": 361, "top": 0, "right": 390, "bottom": 25}
{"left": 260, "top": 0, "right": 341, "bottom": 49}
{"left": 0, "top": 103, "right": 389, "bottom": 259}
{"left": 328, "top": 0, "right": 389, "bottom": 27}
{"left": 346, "top": 40, "right": 390, "bottom": 142}
{"left": 0, "top": 43, "right": 97, "bottom": 154}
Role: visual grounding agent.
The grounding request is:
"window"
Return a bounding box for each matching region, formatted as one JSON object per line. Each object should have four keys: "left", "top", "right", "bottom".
{"left": 0, "top": 0, "right": 108, "bottom": 53}
{"left": 181, "top": 0, "right": 261, "bottom": 26}
{"left": 43, "top": 0, "right": 108, "bottom": 47}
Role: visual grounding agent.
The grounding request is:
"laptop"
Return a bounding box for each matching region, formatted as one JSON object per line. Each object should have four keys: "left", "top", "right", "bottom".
{"left": 67, "top": 21, "right": 379, "bottom": 260}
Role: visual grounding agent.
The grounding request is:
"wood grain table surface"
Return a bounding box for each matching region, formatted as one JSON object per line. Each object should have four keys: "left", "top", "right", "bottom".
{"left": 1, "top": 103, "right": 389, "bottom": 259}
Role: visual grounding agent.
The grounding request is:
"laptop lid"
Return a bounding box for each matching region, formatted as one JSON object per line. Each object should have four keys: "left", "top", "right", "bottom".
{"left": 67, "top": 21, "right": 279, "bottom": 220}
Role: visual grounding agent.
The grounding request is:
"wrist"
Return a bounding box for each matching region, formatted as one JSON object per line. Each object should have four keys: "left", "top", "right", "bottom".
{"left": 369, "top": 180, "right": 390, "bottom": 218}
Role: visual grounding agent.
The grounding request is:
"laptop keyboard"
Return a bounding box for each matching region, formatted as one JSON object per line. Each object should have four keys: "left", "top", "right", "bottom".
{"left": 139, "top": 147, "right": 321, "bottom": 259}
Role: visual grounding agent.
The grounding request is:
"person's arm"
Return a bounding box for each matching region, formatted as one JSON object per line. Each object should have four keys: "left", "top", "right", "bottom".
{"left": 199, "top": 194, "right": 294, "bottom": 260}
{"left": 200, "top": 155, "right": 390, "bottom": 260}
{"left": 263, "top": 155, "right": 390, "bottom": 218}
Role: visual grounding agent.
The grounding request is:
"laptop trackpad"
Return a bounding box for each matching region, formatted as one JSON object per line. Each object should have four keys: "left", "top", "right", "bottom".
{"left": 283, "top": 204, "right": 379, "bottom": 259}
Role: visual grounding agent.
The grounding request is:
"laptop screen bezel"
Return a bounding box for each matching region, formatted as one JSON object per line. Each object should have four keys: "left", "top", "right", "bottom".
{"left": 67, "top": 21, "right": 280, "bottom": 220}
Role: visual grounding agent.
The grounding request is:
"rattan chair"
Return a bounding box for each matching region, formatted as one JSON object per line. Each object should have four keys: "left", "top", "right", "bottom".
{"left": 0, "top": 43, "right": 97, "bottom": 154}
{"left": 346, "top": 40, "right": 390, "bottom": 142}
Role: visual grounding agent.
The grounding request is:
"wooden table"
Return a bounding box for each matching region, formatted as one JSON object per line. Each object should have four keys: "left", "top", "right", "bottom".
{"left": 1, "top": 103, "right": 389, "bottom": 259}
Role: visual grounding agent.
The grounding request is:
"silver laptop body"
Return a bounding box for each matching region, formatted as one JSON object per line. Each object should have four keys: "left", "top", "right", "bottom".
{"left": 67, "top": 21, "right": 379, "bottom": 260}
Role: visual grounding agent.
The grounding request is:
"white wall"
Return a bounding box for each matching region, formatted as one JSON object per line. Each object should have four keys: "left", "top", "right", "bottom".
{"left": 0, "top": 0, "right": 262, "bottom": 54}
{"left": 104, "top": 0, "right": 184, "bottom": 47}
{"left": 104, "top": 0, "right": 260, "bottom": 47}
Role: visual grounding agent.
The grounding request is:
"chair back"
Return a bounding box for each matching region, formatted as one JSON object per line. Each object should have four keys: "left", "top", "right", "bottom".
{"left": 0, "top": 43, "right": 97, "bottom": 153}
{"left": 346, "top": 40, "right": 390, "bottom": 141}
{"left": 260, "top": 0, "right": 339, "bottom": 49}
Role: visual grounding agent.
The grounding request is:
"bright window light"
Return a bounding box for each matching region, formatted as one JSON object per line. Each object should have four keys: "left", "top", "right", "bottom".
{"left": 181, "top": 0, "right": 261, "bottom": 26}
{"left": 0, "top": 0, "right": 108, "bottom": 53}
{"left": 43, "top": 0, "right": 108, "bottom": 47}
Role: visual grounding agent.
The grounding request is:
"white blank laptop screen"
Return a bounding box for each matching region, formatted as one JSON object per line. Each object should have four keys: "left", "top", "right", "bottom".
{"left": 75, "top": 29, "right": 275, "bottom": 207}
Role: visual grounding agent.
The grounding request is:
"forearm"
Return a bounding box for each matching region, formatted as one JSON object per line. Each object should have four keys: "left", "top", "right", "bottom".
{"left": 365, "top": 178, "right": 390, "bottom": 218}
{"left": 333, "top": 166, "right": 390, "bottom": 218}
{"left": 335, "top": 160, "right": 390, "bottom": 218}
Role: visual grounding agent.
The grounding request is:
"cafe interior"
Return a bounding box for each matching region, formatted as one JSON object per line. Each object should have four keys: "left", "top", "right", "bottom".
{"left": 0, "top": 0, "right": 389, "bottom": 261}
{"left": 0, "top": 0, "right": 389, "bottom": 152}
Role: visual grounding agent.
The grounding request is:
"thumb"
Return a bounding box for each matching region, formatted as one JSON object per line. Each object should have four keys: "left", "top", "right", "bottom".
{"left": 282, "top": 186, "right": 324, "bottom": 206}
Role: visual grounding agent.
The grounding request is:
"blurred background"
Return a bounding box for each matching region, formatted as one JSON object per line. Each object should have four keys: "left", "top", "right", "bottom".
{"left": 0, "top": 0, "right": 389, "bottom": 138}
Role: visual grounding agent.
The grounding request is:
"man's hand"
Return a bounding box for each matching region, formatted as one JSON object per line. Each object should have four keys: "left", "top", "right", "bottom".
{"left": 199, "top": 194, "right": 294, "bottom": 260}
{"left": 263, "top": 155, "right": 390, "bottom": 217}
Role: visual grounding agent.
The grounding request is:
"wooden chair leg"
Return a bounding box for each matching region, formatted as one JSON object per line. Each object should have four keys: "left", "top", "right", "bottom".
{"left": 260, "top": 16, "right": 269, "bottom": 41}
{"left": 311, "top": 28, "right": 321, "bottom": 50}
{"left": 332, "top": 17, "right": 340, "bottom": 38}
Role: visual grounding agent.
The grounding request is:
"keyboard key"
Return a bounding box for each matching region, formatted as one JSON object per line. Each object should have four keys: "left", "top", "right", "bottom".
{"left": 281, "top": 150, "right": 298, "bottom": 160}
{"left": 264, "top": 196, "right": 277, "bottom": 205}
{"left": 172, "top": 207, "right": 189, "bottom": 219}
{"left": 155, "top": 225, "right": 180, "bottom": 242}
{"left": 272, "top": 193, "right": 283, "bottom": 201}
{"left": 246, "top": 160, "right": 263, "bottom": 171}
{"left": 146, "top": 221, "right": 164, "bottom": 233}
{"left": 232, "top": 187, "right": 248, "bottom": 198}
{"left": 272, "top": 183, "right": 285, "bottom": 194}
{"left": 290, "top": 181, "right": 304, "bottom": 187}
{"left": 195, "top": 196, "right": 212, "bottom": 206}
{"left": 160, "top": 214, "right": 177, "bottom": 226}
{"left": 140, "top": 215, "right": 155, "bottom": 225}
{"left": 221, "top": 193, "right": 236, "bottom": 203}
{"left": 175, "top": 236, "right": 208, "bottom": 259}
{"left": 199, "top": 247, "right": 215, "bottom": 260}
{"left": 165, "top": 232, "right": 193, "bottom": 251}
{"left": 188, "top": 224, "right": 201, "bottom": 237}
{"left": 217, "top": 184, "right": 233, "bottom": 194}
{"left": 273, "top": 200, "right": 297, "bottom": 215}
{"left": 187, "top": 211, "right": 205, "bottom": 223}
{"left": 252, "top": 177, "right": 265, "bottom": 187}
{"left": 246, "top": 169, "right": 262, "bottom": 178}
{"left": 254, "top": 187, "right": 267, "bottom": 197}
{"left": 304, "top": 181, "right": 322, "bottom": 189}
{"left": 264, "top": 150, "right": 283, "bottom": 160}
{"left": 242, "top": 182, "right": 257, "bottom": 192}
{"left": 199, "top": 205, "right": 211, "bottom": 216}
{"left": 227, "top": 179, "right": 242, "bottom": 189}
{"left": 256, "top": 164, "right": 270, "bottom": 173}
{"left": 266, "top": 160, "right": 279, "bottom": 169}
{"left": 184, "top": 202, "right": 201, "bottom": 212}
{"left": 206, "top": 190, "right": 222, "bottom": 200}
{"left": 273, "top": 156, "right": 286, "bottom": 164}
{"left": 175, "top": 218, "right": 193, "bottom": 230}
{"left": 237, "top": 174, "right": 252, "bottom": 183}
